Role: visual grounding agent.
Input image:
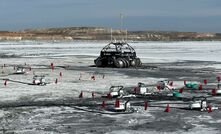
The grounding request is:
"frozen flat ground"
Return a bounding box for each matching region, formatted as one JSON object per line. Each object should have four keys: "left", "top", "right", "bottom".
{"left": 0, "top": 41, "right": 221, "bottom": 134}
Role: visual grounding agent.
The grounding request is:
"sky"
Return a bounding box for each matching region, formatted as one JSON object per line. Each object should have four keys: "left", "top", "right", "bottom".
{"left": 0, "top": 0, "right": 221, "bottom": 32}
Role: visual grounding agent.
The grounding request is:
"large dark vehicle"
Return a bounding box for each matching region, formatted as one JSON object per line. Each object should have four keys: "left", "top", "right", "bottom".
{"left": 94, "top": 42, "right": 142, "bottom": 68}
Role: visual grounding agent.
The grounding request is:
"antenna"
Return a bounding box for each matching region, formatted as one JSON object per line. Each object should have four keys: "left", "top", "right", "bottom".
{"left": 110, "top": 28, "right": 113, "bottom": 42}
{"left": 120, "top": 13, "right": 124, "bottom": 41}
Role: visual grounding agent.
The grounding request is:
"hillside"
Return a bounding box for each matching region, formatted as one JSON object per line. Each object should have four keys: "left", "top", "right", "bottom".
{"left": 0, "top": 27, "right": 221, "bottom": 41}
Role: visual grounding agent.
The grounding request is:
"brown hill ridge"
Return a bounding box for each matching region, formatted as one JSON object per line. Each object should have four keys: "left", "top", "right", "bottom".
{"left": 0, "top": 27, "right": 220, "bottom": 41}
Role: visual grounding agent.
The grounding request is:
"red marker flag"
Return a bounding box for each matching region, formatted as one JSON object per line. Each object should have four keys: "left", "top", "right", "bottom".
{"left": 203, "top": 79, "right": 207, "bottom": 85}
{"left": 115, "top": 99, "right": 120, "bottom": 108}
{"left": 164, "top": 104, "right": 170, "bottom": 112}
{"left": 50, "top": 63, "right": 54, "bottom": 71}
{"left": 217, "top": 76, "right": 221, "bottom": 82}
{"left": 156, "top": 85, "right": 161, "bottom": 91}
{"left": 199, "top": 84, "right": 203, "bottom": 91}
{"left": 107, "top": 93, "right": 112, "bottom": 99}
{"left": 144, "top": 101, "right": 148, "bottom": 111}
{"left": 133, "top": 87, "right": 138, "bottom": 93}
{"left": 211, "top": 89, "right": 216, "bottom": 96}
{"left": 51, "top": 66, "right": 54, "bottom": 71}
{"left": 101, "top": 101, "right": 106, "bottom": 108}
{"left": 207, "top": 105, "right": 212, "bottom": 113}
{"left": 179, "top": 88, "right": 183, "bottom": 94}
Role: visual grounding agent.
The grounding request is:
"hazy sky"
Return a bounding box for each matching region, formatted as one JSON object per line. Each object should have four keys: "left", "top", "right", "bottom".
{"left": 0, "top": 0, "right": 221, "bottom": 32}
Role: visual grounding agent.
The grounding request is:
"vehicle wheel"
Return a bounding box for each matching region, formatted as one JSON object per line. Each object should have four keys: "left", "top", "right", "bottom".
{"left": 121, "top": 58, "right": 127, "bottom": 68}
{"left": 135, "top": 58, "right": 142, "bottom": 67}
{"left": 115, "top": 58, "right": 124, "bottom": 68}
{"left": 130, "top": 59, "right": 136, "bottom": 67}
{"left": 124, "top": 58, "right": 130, "bottom": 68}
{"left": 94, "top": 57, "right": 103, "bottom": 67}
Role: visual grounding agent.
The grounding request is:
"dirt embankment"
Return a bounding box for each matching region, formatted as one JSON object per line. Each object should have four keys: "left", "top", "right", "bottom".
{"left": 0, "top": 27, "right": 221, "bottom": 41}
